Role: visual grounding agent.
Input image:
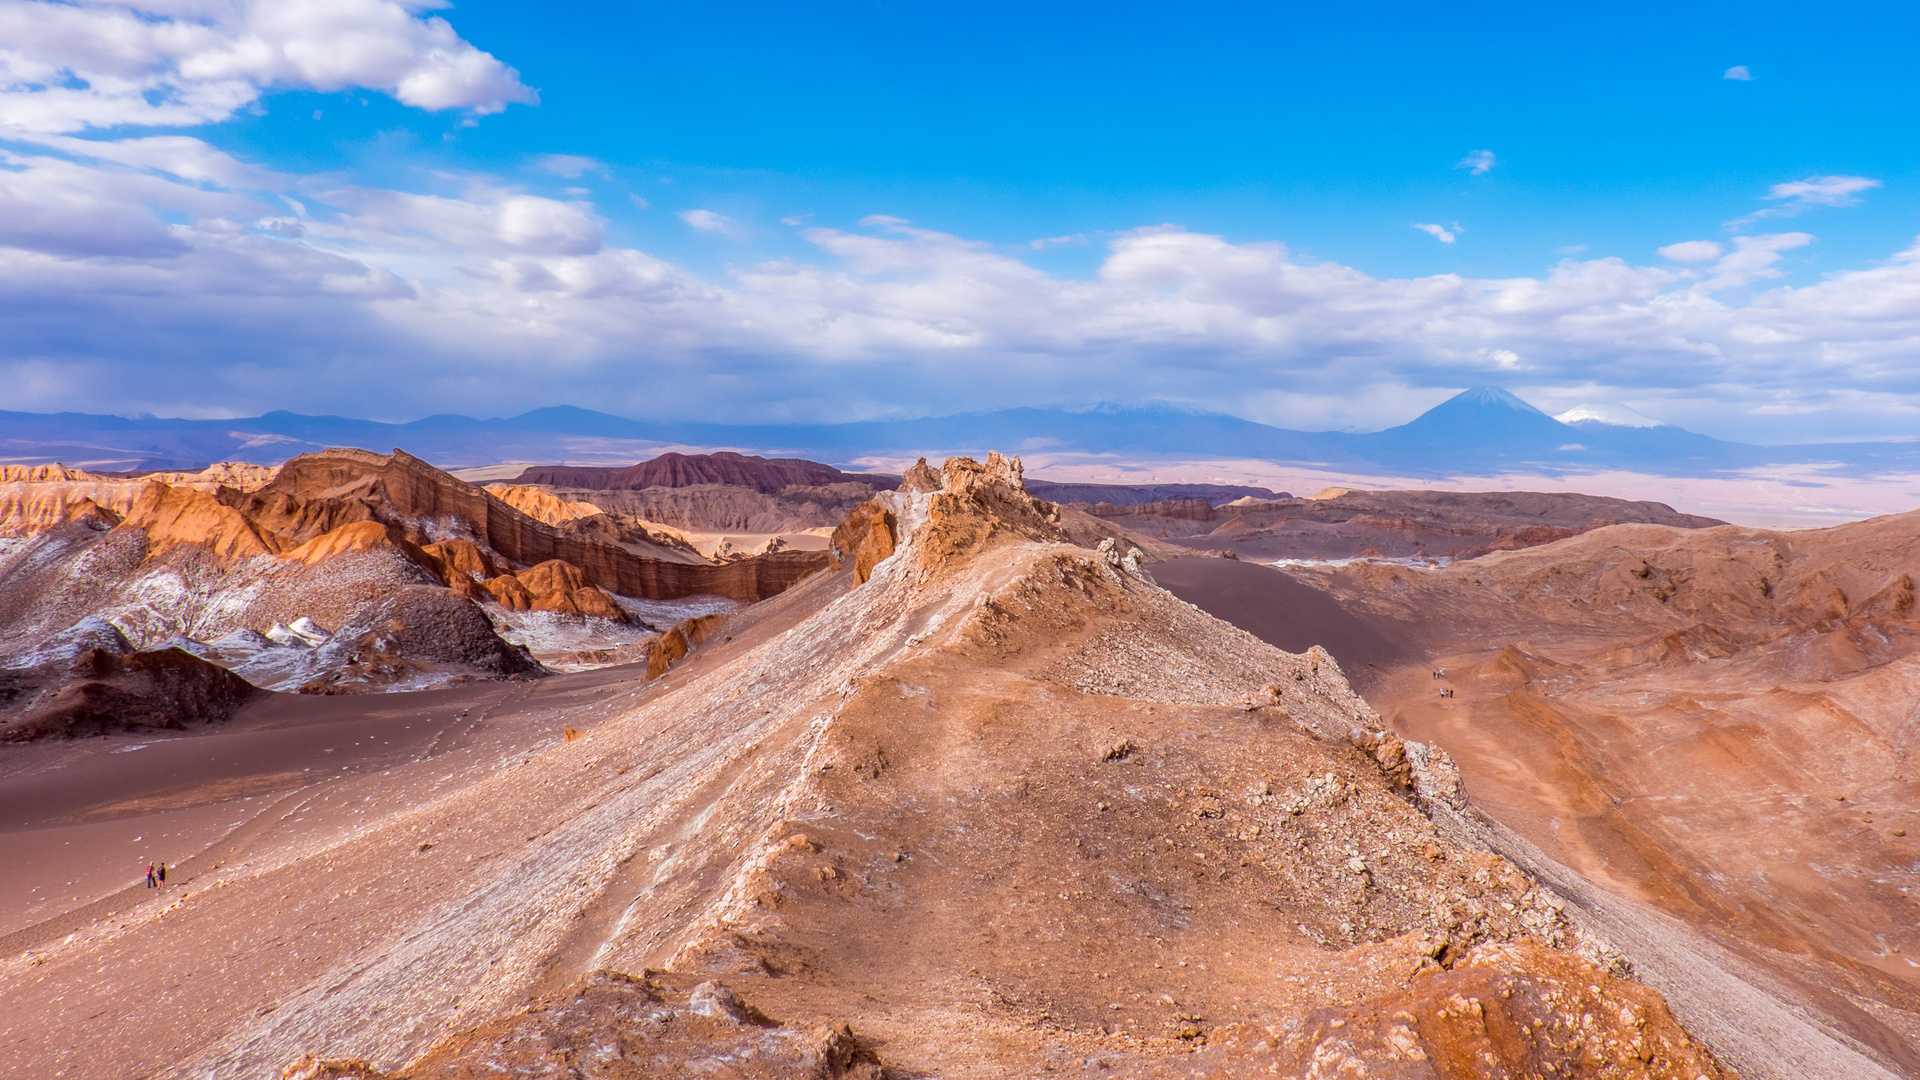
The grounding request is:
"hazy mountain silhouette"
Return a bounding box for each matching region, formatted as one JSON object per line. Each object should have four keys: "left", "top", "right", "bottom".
{"left": 1, "top": 389, "right": 1909, "bottom": 476}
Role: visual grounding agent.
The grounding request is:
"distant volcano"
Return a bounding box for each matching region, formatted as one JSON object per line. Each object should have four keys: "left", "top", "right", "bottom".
{"left": 3, "top": 388, "right": 1914, "bottom": 478}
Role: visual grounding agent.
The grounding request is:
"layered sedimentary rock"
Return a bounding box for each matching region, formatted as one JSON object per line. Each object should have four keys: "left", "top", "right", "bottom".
{"left": 513, "top": 451, "right": 888, "bottom": 495}
{"left": 0, "top": 463, "right": 278, "bottom": 538}
{"left": 234, "top": 449, "right": 823, "bottom": 603}
{"left": 0, "top": 451, "right": 829, "bottom": 700}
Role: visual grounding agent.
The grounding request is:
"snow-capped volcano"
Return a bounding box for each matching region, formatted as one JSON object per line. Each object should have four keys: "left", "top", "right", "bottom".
{"left": 1554, "top": 403, "right": 1668, "bottom": 428}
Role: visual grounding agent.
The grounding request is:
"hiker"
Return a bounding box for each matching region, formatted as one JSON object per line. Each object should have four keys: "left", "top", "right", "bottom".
{"left": 157, "top": 863, "right": 167, "bottom": 884}
{"left": 145, "top": 864, "right": 157, "bottom": 889}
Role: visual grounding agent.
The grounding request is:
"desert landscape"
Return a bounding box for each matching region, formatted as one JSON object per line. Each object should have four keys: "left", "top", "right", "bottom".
{"left": 6, "top": 3, "right": 1919, "bottom": 1077}
{"left": 3, "top": 437, "right": 1914, "bottom": 1078}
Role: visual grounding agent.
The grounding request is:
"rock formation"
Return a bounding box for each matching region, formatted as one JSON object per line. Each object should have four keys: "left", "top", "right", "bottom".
{"left": 0, "top": 450, "right": 834, "bottom": 699}
{"left": 233, "top": 448, "right": 825, "bottom": 603}
{"left": 827, "top": 502, "right": 896, "bottom": 585}
{"left": 0, "top": 623, "right": 259, "bottom": 741}
{"left": 512, "top": 451, "right": 891, "bottom": 495}
{"left": 295, "top": 586, "right": 543, "bottom": 693}
{"left": 1080, "top": 486, "right": 1727, "bottom": 561}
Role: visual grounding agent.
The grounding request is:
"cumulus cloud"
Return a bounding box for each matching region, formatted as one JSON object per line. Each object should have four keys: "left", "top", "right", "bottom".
{"left": 1696, "top": 232, "right": 1812, "bottom": 291}
{"left": 1455, "top": 150, "right": 1495, "bottom": 175}
{"left": 1029, "top": 233, "right": 1089, "bottom": 250}
{"left": 0, "top": 0, "right": 536, "bottom": 134}
{"left": 1724, "top": 65, "right": 1753, "bottom": 80}
{"left": 1411, "top": 222, "right": 1457, "bottom": 244}
{"left": 7, "top": 127, "right": 1920, "bottom": 439}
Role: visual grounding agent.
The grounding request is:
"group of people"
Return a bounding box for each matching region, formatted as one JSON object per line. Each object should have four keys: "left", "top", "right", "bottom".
{"left": 1431, "top": 668, "right": 1455, "bottom": 698}
{"left": 144, "top": 862, "right": 168, "bottom": 888}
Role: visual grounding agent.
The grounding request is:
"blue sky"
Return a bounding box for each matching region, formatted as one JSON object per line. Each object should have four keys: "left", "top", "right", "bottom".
{"left": 2, "top": 0, "right": 1918, "bottom": 441}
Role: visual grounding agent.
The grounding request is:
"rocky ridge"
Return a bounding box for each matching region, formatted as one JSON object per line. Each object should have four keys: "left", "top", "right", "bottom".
{"left": 1265, "top": 512, "right": 1920, "bottom": 1077}
{"left": 512, "top": 451, "right": 893, "bottom": 495}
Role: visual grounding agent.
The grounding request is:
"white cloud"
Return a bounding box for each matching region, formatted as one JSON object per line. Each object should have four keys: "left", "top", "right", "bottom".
{"left": 0, "top": 0, "right": 536, "bottom": 134}
{"left": 1724, "top": 65, "right": 1753, "bottom": 81}
{"left": 1733, "top": 175, "right": 1882, "bottom": 224}
{"left": 1765, "top": 174, "right": 1881, "bottom": 209}
{"left": 10, "top": 132, "right": 1920, "bottom": 441}
{"left": 1029, "top": 233, "right": 1088, "bottom": 250}
{"left": 1698, "top": 232, "right": 1812, "bottom": 291}
{"left": 537, "top": 154, "right": 603, "bottom": 179}
{"left": 679, "top": 209, "right": 736, "bottom": 234}
{"left": 1455, "top": 150, "right": 1495, "bottom": 175}
{"left": 1411, "top": 222, "right": 1456, "bottom": 244}
{"left": 1658, "top": 240, "right": 1723, "bottom": 263}
{"left": 630, "top": 194, "right": 650, "bottom": 210}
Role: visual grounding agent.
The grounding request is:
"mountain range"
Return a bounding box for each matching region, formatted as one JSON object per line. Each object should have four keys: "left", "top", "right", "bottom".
{"left": 4, "top": 388, "right": 1913, "bottom": 478}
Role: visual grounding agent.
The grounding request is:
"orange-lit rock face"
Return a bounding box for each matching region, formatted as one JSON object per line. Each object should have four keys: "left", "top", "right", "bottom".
{"left": 233, "top": 449, "right": 826, "bottom": 603}
{"left": 119, "top": 482, "right": 277, "bottom": 560}
{"left": 828, "top": 502, "right": 896, "bottom": 585}
{"left": 2, "top": 449, "right": 827, "bottom": 604}
{"left": 420, "top": 538, "right": 501, "bottom": 581}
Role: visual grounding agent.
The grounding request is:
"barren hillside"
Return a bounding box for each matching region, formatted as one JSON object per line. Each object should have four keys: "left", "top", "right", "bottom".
{"left": 1190, "top": 514, "right": 1920, "bottom": 1078}
{"left": 0, "top": 455, "right": 1725, "bottom": 1079}
{"left": 1087, "top": 487, "right": 1726, "bottom": 561}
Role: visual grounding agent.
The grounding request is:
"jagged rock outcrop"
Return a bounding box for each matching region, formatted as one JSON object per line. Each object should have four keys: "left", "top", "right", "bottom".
{"left": 828, "top": 502, "right": 896, "bottom": 585}
{"left": 230, "top": 449, "right": 826, "bottom": 603}
{"left": 0, "top": 463, "right": 276, "bottom": 538}
{"left": 643, "top": 613, "right": 727, "bottom": 679}
{"left": 513, "top": 560, "right": 627, "bottom": 620}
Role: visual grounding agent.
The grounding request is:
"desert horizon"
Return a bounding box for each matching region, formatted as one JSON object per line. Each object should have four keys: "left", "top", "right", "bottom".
{"left": 6, "top": 1, "right": 1920, "bottom": 1077}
